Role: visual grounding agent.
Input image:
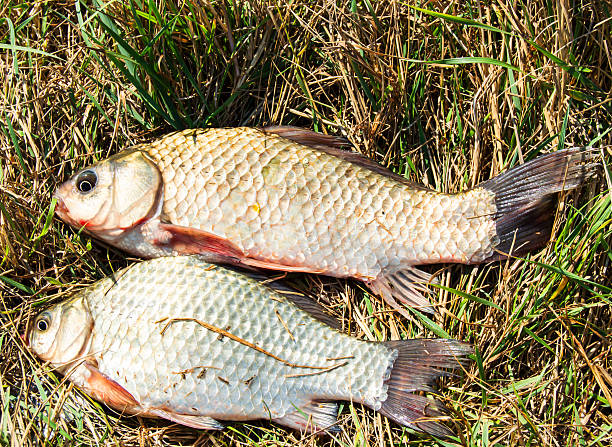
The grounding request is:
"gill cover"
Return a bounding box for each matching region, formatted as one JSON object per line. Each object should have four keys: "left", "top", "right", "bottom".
{"left": 27, "top": 296, "right": 94, "bottom": 371}
{"left": 54, "top": 149, "right": 163, "bottom": 240}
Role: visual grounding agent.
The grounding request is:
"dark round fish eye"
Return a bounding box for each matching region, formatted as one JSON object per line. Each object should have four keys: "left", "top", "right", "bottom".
{"left": 76, "top": 170, "right": 97, "bottom": 194}
{"left": 36, "top": 316, "right": 50, "bottom": 332}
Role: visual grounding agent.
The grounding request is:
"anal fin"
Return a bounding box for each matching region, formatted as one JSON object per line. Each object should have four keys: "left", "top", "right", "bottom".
{"left": 368, "top": 267, "right": 435, "bottom": 315}
{"left": 148, "top": 408, "right": 224, "bottom": 430}
{"left": 273, "top": 401, "right": 340, "bottom": 433}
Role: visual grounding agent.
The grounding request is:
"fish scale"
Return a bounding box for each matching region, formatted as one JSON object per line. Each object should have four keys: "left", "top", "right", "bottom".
{"left": 28, "top": 256, "right": 473, "bottom": 435}
{"left": 145, "top": 128, "right": 496, "bottom": 275}
{"left": 84, "top": 258, "right": 391, "bottom": 419}
{"left": 54, "top": 126, "right": 598, "bottom": 312}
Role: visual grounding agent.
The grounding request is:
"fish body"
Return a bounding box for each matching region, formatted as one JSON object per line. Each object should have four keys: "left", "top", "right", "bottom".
{"left": 54, "top": 127, "right": 598, "bottom": 313}
{"left": 27, "top": 256, "right": 470, "bottom": 436}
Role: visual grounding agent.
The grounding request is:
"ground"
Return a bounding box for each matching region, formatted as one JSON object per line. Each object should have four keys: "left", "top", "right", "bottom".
{"left": 0, "top": 1, "right": 610, "bottom": 446}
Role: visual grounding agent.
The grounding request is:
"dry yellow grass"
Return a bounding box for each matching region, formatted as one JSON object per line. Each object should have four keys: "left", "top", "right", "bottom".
{"left": 0, "top": 1, "right": 610, "bottom": 446}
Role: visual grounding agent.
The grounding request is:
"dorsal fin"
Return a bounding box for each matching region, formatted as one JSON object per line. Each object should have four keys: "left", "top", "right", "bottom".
{"left": 262, "top": 125, "right": 350, "bottom": 150}
{"left": 242, "top": 270, "right": 341, "bottom": 330}
{"left": 262, "top": 126, "right": 432, "bottom": 191}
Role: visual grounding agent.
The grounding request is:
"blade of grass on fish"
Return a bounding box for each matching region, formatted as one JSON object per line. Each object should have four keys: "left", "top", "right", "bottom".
{"left": 432, "top": 284, "right": 502, "bottom": 311}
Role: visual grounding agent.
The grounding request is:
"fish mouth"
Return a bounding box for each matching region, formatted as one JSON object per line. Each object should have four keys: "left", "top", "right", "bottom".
{"left": 54, "top": 194, "right": 69, "bottom": 219}
{"left": 20, "top": 330, "right": 29, "bottom": 347}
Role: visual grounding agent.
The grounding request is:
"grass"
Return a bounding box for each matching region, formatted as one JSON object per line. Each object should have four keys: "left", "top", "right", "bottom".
{"left": 0, "top": 0, "right": 610, "bottom": 445}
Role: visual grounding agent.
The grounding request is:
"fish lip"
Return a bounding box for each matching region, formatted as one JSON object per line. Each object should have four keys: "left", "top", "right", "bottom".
{"left": 20, "top": 330, "right": 29, "bottom": 348}
{"left": 53, "top": 194, "right": 69, "bottom": 218}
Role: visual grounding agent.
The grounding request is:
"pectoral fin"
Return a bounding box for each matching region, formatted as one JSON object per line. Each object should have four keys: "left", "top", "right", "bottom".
{"left": 83, "top": 363, "right": 140, "bottom": 412}
{"left": 158, "top": 223, "right": 324, "bottom": 273}
{"left": 241, "top": 257, "right": 324, "bottom": 273}
{"left": 158, "top": 223, "right": 245, "bottom": 261}
{"left": 82, "top": 364, "right": 224, "bottom": 430}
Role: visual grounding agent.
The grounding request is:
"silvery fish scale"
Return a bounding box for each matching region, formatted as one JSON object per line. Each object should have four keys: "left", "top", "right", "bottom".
{"left": 85, "top": 257, "right": 392, "bottom": 421}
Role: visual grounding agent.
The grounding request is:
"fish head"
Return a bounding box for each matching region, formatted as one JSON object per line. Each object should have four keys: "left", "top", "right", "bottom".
{"left": 54, "top": 149, "right": 163, "bottom": 241}
{"left": 27, "top": 296, "right": 94, "bottom": 370}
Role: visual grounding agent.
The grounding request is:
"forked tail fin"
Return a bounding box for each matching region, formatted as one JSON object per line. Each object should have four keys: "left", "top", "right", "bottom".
{"left": 376, "top": 339, "right": 472, "bottom": 438}
{"left": 478, "top": 147, "right": 599, "bottom": 261}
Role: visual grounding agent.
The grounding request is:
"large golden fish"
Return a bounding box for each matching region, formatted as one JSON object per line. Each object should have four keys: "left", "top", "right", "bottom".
{"left": 54, "top": 127, "right": 598, "bottom": 313}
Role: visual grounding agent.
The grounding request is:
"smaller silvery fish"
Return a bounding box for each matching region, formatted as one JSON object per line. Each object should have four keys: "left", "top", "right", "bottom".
{"left": 53, "top": 127, "right": 599, "bottom": 314}
{"left": 26, "top": 257, "right": 471, "bottom": 437}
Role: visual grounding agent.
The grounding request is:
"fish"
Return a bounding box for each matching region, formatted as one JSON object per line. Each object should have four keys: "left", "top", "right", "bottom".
{"left": 53, "top": 126, "right": 599, "bottom": 313}
{"left": 26, "top": 256, "right": 471, "bottom": 437}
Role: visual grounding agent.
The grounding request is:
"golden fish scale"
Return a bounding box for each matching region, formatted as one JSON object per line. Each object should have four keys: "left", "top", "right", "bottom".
{"left": 84, "top": 257, "right": 393, "bottom": 420}
{"left": 144, "top": 128, "right": 497, "bottom": 278}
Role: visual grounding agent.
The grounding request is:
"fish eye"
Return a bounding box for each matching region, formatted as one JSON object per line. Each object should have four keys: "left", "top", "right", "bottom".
{"left": 76, "top": 170, "right": 97, "bottom": 194}
{"left": 35, "top": 314, "right": 51, "bottom": 332}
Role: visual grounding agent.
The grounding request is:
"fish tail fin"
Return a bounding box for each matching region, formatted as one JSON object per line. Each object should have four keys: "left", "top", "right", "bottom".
{"left": 376, "top": 339, "right": 472, "bottom": 438}
{"left": 478, "top": 147, "right": 599, "bottom": 261}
